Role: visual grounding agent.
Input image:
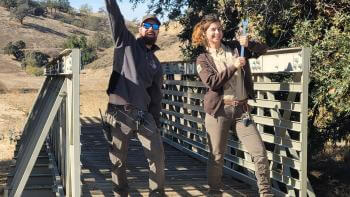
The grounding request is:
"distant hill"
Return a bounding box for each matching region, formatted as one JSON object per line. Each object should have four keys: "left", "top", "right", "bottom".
{"left": 0, "top": 7, "right": 95, "bottom": 57}
{"left": 0, "top": 6, "right": 184, "bottom": 73}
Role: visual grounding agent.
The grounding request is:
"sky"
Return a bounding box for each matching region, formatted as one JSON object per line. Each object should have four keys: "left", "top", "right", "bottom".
{"left": 69, "top": 0, "right": 153, "bottom": 21}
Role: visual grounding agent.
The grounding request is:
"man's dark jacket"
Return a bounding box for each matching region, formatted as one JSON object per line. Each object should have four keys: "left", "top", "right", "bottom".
{"left": 105, "top": 0, "right": 163, "bottom": 127}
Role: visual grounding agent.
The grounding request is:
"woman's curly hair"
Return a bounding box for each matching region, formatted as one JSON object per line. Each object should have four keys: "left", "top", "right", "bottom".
{"left": 192, "top": 14, "right": 221, "bottom": 47}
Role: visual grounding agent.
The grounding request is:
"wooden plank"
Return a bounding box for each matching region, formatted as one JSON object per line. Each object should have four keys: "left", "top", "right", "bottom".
{"left": 80, "top": 125, "right": 258, "bottom": 197}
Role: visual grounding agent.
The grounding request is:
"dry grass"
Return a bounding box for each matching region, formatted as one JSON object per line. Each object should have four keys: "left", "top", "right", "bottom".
{"left": 0, "top": 81, "right": 6, "bottom": 93}
{"left": 0, "top": 7, "right": 95, "bottom": 55}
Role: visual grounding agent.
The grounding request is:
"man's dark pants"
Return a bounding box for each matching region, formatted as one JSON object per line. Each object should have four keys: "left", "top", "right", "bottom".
{"left": 105, "top": 104, "right": 165, "bottom": 197}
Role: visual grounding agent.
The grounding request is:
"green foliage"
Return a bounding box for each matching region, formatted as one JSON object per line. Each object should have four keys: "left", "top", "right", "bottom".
{"left": 63, "top": 35, "right": 97, "bottom": 65}
{"left": 13, "top": 40, "right": 26, "bottom": 50}
{"left": 22, "top": 51, "right": 50, "bottom": 68}
{"left": 12, "top": 3, "right": 30, "bottom": 24}
{"left": 129, "top": 0, "right": 350, "bottom": 153}
{"left": 3, "top": 40, "right": 26, "bottom": 60}
{"left": 291, "top": 12, "right": 350, "bottom": 152}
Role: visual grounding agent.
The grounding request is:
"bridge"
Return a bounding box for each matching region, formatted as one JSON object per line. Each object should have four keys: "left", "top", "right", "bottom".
{"left": 5, "top": 48, "right": 316, "bottom": 197}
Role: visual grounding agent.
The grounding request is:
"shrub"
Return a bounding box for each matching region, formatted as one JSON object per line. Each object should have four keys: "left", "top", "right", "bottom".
{"left": 33, "top": 7, "right": 45, "bottom": 16}
{"left": 81, "top": 47, "right": 97, "bottom": 65}
{"left": 22, "top": 51, "right": 50, "bottom": 68}
{"left": 25, "top": 65, "right": 43, "bottom": 76}
{"left": 13, "top": 40, "right": 26, "bottom": 49}
{"left": 3, "top": 40, "right": 26, "bottom": 61}
{"left": 63, "top": 35, "right": 97, "bottom": 65}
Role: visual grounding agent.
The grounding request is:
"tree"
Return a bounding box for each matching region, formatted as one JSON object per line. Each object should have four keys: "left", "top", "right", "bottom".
{"left": 12, "top": 3, "right": 30, "bottom": 24}
{"left": 57, "top": 0, "right": 70, "bottom": 12}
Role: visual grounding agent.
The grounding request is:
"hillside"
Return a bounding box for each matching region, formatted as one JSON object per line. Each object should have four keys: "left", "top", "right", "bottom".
{"left": 0, "top": 7, "right": 96, "bottom": 56}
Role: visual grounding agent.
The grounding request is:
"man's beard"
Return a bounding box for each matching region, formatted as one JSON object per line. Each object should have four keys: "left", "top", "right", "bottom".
{"left": 142, "top": 36, "right": 157, "bottom": 45}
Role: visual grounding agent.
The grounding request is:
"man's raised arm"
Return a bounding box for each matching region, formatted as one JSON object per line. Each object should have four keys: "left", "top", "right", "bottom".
{"left": 105, "top": 0, "right": 132, "bottom": 47}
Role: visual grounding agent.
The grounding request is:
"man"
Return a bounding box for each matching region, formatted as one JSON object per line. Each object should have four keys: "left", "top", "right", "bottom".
{"left": 103, "top": 0, "right": 165, "bottom": 196}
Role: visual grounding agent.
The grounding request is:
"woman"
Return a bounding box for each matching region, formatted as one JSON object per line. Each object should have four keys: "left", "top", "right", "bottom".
{"left": 192, "top": 14, "right": 274, "bottom": 197}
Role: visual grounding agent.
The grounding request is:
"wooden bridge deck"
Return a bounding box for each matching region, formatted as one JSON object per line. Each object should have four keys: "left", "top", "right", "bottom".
{"left": 80, "top": 117, "right": 258, "bottom": 197}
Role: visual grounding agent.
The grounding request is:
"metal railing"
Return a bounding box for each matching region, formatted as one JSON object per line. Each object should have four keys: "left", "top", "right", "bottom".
{"left": 160, "top": 47, "right": 315, "bottom": 197}
{"left": 5, "top": 49, "right": 81, "bottom": 197}
{"left": 5, "top": 47, "right": 316, "bottom": 196}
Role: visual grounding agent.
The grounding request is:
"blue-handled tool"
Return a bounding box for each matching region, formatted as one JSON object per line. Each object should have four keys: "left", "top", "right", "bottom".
{"left": 240, "top": 19, "right": 249, "bottom": 57}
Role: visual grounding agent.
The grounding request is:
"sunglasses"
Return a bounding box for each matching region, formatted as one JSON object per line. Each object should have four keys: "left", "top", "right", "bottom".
{"left": 143, "top": 22, "right": 160, "bottom": 30}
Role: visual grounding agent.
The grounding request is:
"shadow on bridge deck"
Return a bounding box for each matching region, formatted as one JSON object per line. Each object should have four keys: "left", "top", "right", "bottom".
{"left": 80, "top": 117, "right": 258, "bottom": 197}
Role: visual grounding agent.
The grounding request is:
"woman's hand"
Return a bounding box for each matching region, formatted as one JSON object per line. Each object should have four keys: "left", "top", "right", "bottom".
{"left": 238, "top": 35, "right": 249, "bottom": 47}
{"left": 233, "top": 56, "right": 246, "bottom": 69}
{"left": 236, "top": 27, "right": 249, "bottom": 47}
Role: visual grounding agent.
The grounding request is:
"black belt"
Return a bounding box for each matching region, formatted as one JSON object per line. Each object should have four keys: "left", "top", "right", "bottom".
{"left": 107, "top": 103, "right": 138, "bottom": 112}
{"left": 107, "top": 103, "right": 146, "bottom": 131}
